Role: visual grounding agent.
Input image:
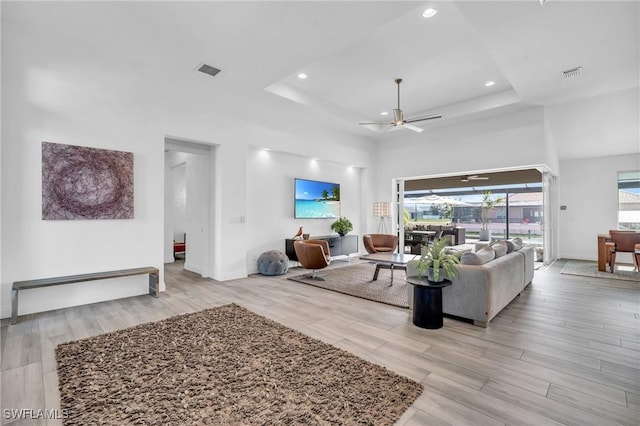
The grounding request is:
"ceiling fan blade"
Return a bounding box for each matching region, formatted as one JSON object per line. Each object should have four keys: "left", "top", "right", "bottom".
{"left": 401, "top": 123, "right": 424, "bottom": 133}
{"left": 359, "top": 123, "right": 388, "bottom": 133}
{"left": 361, "top": 121, "right": 400, "bottom": 133}
{"left": 405, "top": 114, "right": 442, "bottom": 124}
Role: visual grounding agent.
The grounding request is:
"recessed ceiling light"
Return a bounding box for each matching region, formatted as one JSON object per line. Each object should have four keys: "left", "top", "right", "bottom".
{"left": 485, "top": 81, "right": 495, "bottom": 87}
{"left": 422, "top": 8, "right": 438, "bottom": 18}
{"left": 380, "top": 111, "right": 388, "bottom": 116}
{"left": 297, "top": 73, "right": 307, "bottom": 79}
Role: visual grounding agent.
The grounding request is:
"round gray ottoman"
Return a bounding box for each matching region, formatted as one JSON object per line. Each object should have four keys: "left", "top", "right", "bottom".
{"left": 257, "top": 250, "right": 289, "bottom": 276}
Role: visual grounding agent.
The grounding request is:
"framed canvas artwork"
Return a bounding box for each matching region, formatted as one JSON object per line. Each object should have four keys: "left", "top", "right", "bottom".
{"left": 42, "top": 142, "right": 134, "bottom": 220}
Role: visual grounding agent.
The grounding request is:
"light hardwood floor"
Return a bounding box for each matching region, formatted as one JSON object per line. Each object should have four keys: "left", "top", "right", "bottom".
{"left": 1, "top": 259, "right": 639, "bottom": 425}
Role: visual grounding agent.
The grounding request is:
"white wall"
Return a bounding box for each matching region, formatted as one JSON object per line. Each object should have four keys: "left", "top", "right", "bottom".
{"left": 1, "top": 129, "right": 164, "bottom": 318}
{"left": 0, "top": 3, "right": 376, "bottom": 317}
{"left": 374, "top": 108, "right": 552, "bottom": 198}
{"left": 543, "top": 110, "right": 560, "bottom": 176}
{"left": 558, "top": 153, "right": 640, "bottom": 261}
{"left": 245, "top": 148, "right": 365, "bottom": 274}
{"left": 184, "top": 154, "right": 208, "bottom": 274}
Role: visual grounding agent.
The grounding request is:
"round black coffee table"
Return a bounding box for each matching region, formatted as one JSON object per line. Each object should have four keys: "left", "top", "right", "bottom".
{"left": 406, "top": 276, "right": 452, "bottom": 329}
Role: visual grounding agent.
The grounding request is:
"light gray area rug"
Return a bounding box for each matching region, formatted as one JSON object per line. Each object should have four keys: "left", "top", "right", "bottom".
{"left": 56, "top": 304, "right": 422, "bottom": 425}
{"left": 561, "top": 260, "right": 640, "bottom": 282}
{"left": 288, "top": 263, "right": 410, "bottom": 308}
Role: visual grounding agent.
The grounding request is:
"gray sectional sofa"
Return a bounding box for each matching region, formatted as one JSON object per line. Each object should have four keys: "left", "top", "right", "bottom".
{"left": 407, "top": 240, "right": 534, "bottom": 327}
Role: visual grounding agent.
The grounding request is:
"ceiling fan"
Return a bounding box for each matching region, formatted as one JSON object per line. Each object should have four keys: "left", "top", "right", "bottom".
{"left": 359, "top": 78, "right": 442, "bottom": 133}
{"left": 461, "top": 175, "right": 490, "bottom": 182}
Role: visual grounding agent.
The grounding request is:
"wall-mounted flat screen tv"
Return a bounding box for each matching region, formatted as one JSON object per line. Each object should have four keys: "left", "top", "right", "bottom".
{"left": 294, "top": 178, "right": 340, "bottom": 219}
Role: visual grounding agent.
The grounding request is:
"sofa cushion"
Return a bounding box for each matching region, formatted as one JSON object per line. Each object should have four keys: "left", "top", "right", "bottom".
{"left": 492, "top": 240, "right": 508, "bottom": 258}
{"left": 461, "top": 246, "right": 496, "bottom": 265}
{"left": 475, "top": 242, "right": 489, "bottom": 252}
{"left": 506, "top": 237, "right": 523, "bottom": 252}
{"left": 450, "top": 248, "right": 471, "bottom": 260}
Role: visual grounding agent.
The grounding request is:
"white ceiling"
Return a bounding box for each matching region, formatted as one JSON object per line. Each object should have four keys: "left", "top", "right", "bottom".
{"left": 266, "top": 1, "right": 639, "bottom": 143}
{"left": 4, "top": 1, "right": 639, "bottom": 159}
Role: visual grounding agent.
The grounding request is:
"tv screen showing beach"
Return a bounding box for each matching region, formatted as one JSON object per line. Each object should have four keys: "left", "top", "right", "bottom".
{"left": 294, "top": 178, "right": 340, "bottom": 219}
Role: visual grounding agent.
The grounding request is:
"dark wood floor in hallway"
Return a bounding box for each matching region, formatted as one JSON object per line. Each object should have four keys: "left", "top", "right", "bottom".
{"left": 1, "top": 259, "right": 639, "bottom": 425}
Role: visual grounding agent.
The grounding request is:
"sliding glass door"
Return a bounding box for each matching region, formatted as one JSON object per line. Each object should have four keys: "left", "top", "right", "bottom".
{"left": 397, "top": 171, "right": 548, "bottom": 263}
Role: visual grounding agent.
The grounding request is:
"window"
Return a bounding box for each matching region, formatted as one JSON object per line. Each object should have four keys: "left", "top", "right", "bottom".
{"left": 618, "top": 171, "right": 640, "bottom": 230}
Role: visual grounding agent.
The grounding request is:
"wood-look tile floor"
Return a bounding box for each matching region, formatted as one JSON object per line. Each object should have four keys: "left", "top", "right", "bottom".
{"left": 1, "top": 259, "right": 638, "bottom": 425}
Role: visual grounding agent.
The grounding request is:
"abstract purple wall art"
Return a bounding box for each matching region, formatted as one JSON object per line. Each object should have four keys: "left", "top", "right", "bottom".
{"left": 42, "top": 142, "right": 134, "bottom": 220}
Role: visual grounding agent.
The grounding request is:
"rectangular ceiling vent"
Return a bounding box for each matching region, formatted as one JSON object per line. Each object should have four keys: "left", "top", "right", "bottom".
{"left": 196, "top": 63, "right": 221, "bottom": 77}
{"left": 562, "top": 66, "right": 582, "bottom": 79}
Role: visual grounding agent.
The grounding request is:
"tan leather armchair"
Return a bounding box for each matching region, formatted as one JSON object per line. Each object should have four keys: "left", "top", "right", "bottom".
{"left": 606, "top": 230, "right": 640, "bottom": 272}
{"left": 363, "top": 234, "right": 398, "bottom": 254}
{"left": 293, "top": 240, "right": 331, "bottom": 280}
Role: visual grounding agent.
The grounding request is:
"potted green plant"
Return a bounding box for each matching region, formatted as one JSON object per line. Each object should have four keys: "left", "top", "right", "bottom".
{"left": 416, "top": 237, "right": 460, "bottom": 282}
{"left": 479, "top": 191, "right": 504, "bottom": 241}
{"left": 403, "top": 210, "right": 415, "bottom": 232}
{"left": 331, "top": 217, "right": 353, "bottom": 236}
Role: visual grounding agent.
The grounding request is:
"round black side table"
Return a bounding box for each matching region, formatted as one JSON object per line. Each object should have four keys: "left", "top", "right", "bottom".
{"left": 405, "top": 276, "right": 452, "bottom": 329}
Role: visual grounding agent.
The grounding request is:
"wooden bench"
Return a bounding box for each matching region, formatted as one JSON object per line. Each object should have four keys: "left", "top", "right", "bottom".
{"left": 11, "top": 267, "right": 159, "bottom": 325}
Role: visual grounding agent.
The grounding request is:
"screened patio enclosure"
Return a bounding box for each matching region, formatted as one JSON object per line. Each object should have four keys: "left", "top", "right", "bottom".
{"left": 396, "top": 168, "right": 554, "bottom": 264}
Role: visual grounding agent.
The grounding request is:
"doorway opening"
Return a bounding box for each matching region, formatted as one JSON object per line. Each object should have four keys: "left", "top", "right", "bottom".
{"left": 164, "top": 137, "right": 216, "bottom": 277}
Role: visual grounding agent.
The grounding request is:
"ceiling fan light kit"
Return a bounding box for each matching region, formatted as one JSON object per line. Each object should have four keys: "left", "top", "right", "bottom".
{"left": 359, "top": 78, "right": 442, "bottom": 133}
{"left": 392, "top": 108, "right": 403, "bottom": 124}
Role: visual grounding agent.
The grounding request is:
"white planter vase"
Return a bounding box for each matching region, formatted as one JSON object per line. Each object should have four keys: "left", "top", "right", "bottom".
{"left": 479, "top": 230, "right": 491, "bottom": 241}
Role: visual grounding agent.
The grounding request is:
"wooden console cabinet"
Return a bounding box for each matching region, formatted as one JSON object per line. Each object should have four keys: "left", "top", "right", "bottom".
{"left": 597, "top": 233, "right": 610, "bottom": 272}
{"left": 285, "top": 234, "right": 358, "bottom": 262}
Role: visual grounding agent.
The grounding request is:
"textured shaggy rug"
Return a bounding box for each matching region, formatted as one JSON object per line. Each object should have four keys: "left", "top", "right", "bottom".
{"left": 56, "top": 304, "right": 422, "bottom": 425}
{"left": 288, "top": 263, "right": 410, "bottom": 308}
{"left": 561, "top": 260, "right": 640, "bottom": 282}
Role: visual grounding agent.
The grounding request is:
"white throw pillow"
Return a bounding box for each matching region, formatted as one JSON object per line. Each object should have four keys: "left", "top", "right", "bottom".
{"left": 474, "top": 242, "right": 489, "bottom": 252}
{"left": 492, "top": 240, "right": 508, "bottom": 258}
{"left": 461, "top": 246, "right": 496, "bottom": 265}
{"left": 506, "top": 238, "right": 523, "bottom": 252}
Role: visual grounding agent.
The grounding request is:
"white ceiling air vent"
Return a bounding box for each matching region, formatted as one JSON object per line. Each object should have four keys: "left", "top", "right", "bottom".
{"left": 196, "top": 63, "right": 221, "bottom": 77}
{"left": 562, "top": 66, "right": 582, "bottom": 79}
